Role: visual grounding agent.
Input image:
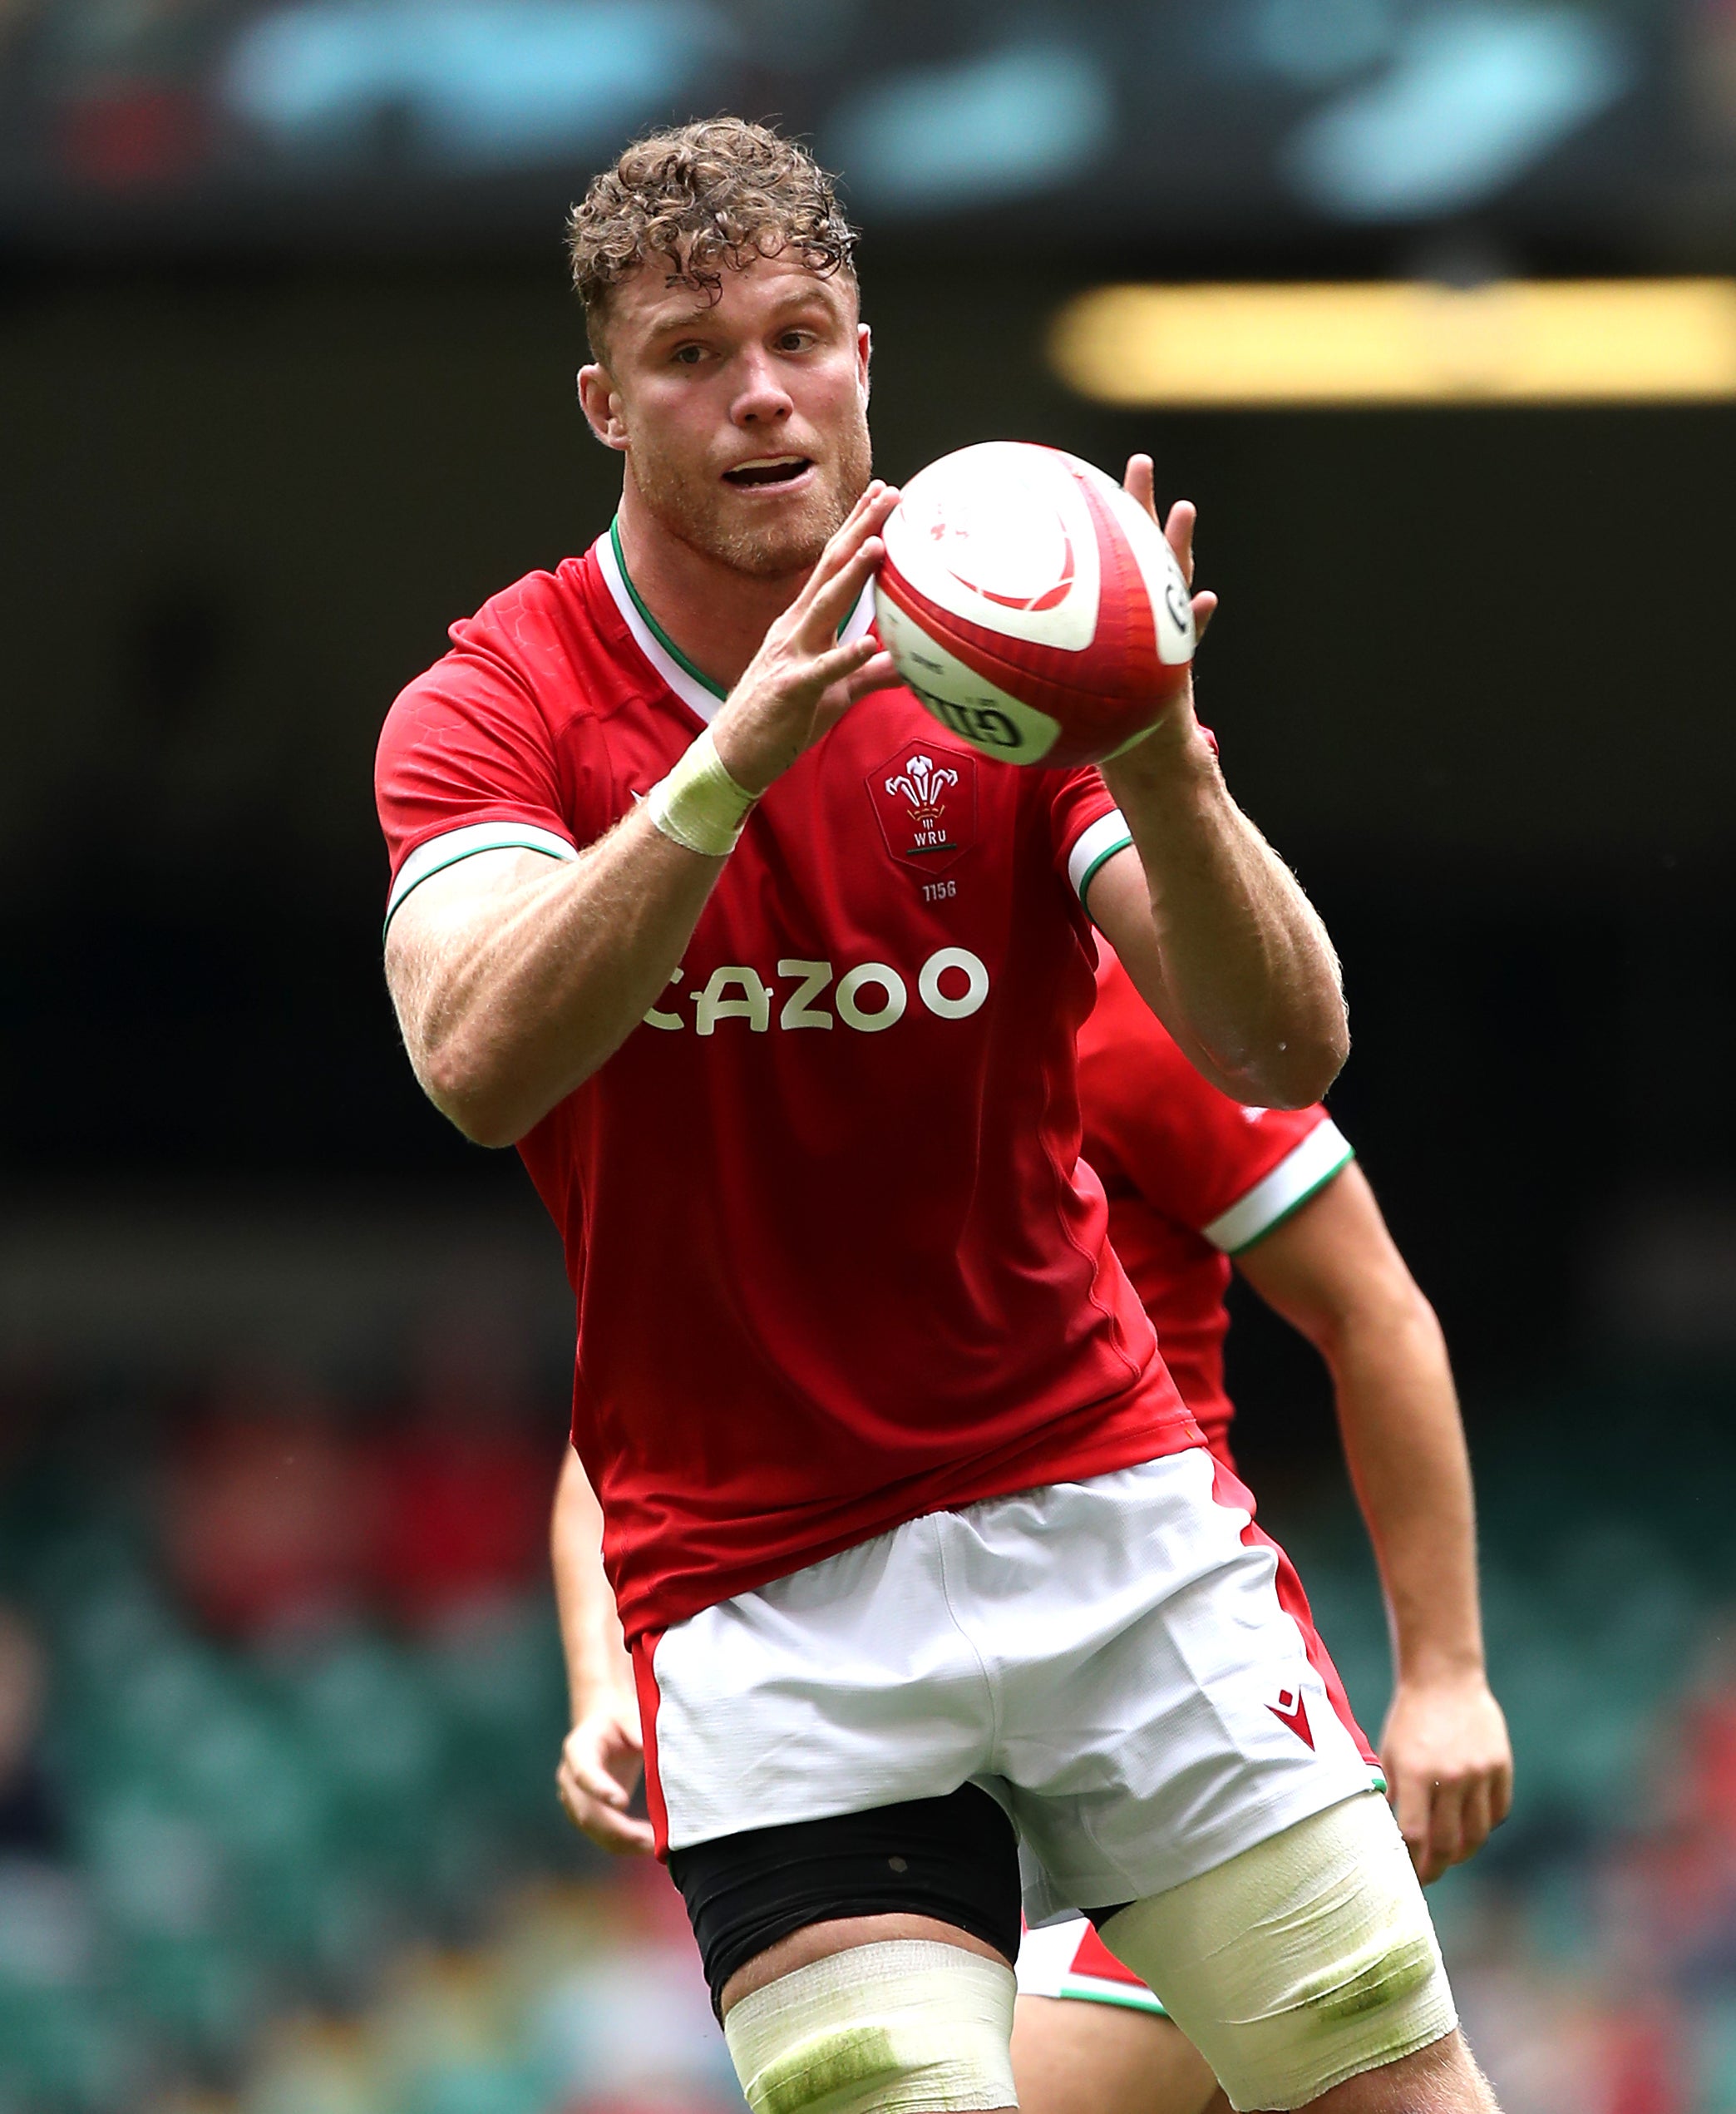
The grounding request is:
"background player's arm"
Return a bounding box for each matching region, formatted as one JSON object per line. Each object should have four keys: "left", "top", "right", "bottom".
{"left": 1236, "top": 1163, "right": 1514, "bottom": 1882}
{"left": 1088, "top": 463, "right": 1347, "bottom": 1113}
{"left": 383, "top": 487, "right": 899, "bottom": 1148}
{"left": 550, "top": 1446, "right": 653, "bottom": 1855}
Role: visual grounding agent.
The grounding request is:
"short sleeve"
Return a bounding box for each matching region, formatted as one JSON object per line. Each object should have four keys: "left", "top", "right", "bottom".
{"left": 1044, "top": 767, "right": 1132, "bottom": 909}
{"left": 1042, "top": 728, "right": 1221, "bottom": 916}
{"left": 1079, "top": 946, "right": 1353, "bottom": 1252}
{"left": 375, "top": 642, "right": 578, "bottom": 928}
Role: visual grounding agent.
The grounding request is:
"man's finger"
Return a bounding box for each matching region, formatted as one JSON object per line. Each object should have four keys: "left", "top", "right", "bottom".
{"left": 1191, "top": 590, "right": 1217, "bottom": 645}
{"left": 1389, "top": 1761, "right": 1433, "bottom": 1876}
{"left": 788, "top": 485, "right": 881, "bottom": 607}
{"left": 1122, "top": 454, "right": 1157, "bottom": 522}
{"left": 798, "top": 485, "right": 897, "bottom": 608}
{"left": 1456, "top": 1776, "right": 1494, "bottom": 1865}
{"left": 808, "top": 634, "right": 883, "bottom": 694}
{"left": 1424, "top": 1779, "right": 1468, "bottom": 1882}
{"left": 558, "top": 1771, "right": 655, "bottom": 1854}
{"left": 569, "top": 1751, "right": 634, "bottom": 1809}
{"left": 1490, "top": 1758, "right": 1515, "bottom": 1830}
{"left": 1165, "top": 499, "right": 1198, "bottom": 584}
{"left": 843, "top": 650, "right": 900, "bottom": 703}
{"left": 802, "top": 534, "right": 888, "bottom": 640}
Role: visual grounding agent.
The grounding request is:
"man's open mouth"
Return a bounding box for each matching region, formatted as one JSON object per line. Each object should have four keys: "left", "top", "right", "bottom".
{"left": 723, "top": 457, "right": 813, "bottom": 487}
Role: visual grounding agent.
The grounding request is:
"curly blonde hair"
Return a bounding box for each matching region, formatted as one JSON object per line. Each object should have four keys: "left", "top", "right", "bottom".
{"left": 568, "top": 117, "right": 859, "bottom": 356}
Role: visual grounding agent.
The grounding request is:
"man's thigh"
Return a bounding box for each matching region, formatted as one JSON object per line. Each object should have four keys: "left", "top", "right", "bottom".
{"left": 1011, "top": 1998, "right": 1218, "bottom": 2114}
{"left": 1099, "top": 1795, "right": 1469, "bottom": 2113}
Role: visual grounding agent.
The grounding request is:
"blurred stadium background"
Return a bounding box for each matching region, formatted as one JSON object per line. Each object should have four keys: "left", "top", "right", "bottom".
{"left": 4, "top": 0, "right": 1736, "bottom": 2107}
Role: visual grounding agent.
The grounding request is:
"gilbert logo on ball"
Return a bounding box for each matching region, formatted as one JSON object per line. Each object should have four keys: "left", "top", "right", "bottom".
{"left": 875, "top": 442, "right": 1196, "bottom": 767}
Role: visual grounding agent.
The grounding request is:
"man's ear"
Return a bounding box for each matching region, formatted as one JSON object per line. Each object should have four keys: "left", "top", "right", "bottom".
{"left": 856, "top": 322, "right": 871, "bottom": 409}
{"left": 578, "top": 363, "right": 629, "bottom": 452}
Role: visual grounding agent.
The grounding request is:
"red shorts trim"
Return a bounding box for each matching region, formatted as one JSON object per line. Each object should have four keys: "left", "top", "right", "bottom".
{"left": 1207, "top": 1455, "right": 1378, "bottom": 1769}
{"left": 630, "top": 1630, "right": 671, "bottom": 1858}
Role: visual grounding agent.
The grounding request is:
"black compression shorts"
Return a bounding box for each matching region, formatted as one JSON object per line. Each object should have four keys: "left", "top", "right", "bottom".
{"left": 667, "top": 1783, "right": 1023, "bottom": 2018}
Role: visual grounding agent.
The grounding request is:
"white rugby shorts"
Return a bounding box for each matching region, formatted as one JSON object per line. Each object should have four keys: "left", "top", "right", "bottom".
{"left": 634, "top": 1447, "right": 1380, "bottom": 1926}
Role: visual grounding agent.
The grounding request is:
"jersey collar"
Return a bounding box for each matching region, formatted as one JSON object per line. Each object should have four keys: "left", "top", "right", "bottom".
{"left": 598, "top": 515, "right": 877, "bottom": 727}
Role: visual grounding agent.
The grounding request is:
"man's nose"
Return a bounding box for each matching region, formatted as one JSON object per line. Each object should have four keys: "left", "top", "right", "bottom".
{"left": 732, "top": 352, "right": 795, "bottom": 426}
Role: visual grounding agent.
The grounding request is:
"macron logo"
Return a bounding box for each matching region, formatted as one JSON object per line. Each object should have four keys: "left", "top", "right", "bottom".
{"left": 1269, "top": 1684, "right": 1315, "bottom": 1750}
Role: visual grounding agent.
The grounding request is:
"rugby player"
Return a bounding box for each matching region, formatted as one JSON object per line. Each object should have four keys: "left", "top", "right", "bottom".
{"left": 550, "top": 936, "right": 1513, "bottom": 2114}
{"left": 377, "top": 117, "right": 1501, "bottom": 2114}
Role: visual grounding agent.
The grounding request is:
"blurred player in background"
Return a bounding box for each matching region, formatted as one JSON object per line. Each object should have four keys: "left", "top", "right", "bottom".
{"left": 551, "top": 936, "right": 1512, "bottom": 2114}
{"left": 378, "top": 116, "right": 1497, "bottom": 2114}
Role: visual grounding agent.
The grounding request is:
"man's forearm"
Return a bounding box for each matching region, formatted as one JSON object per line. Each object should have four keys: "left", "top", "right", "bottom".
{"left": 551, "top": 1448, "right": 635, "bottom": 1721}
{"left": 1100, "top": 726, "right": 1348, "bottom": 1110}
{"left": 1326, "top": 1287, "right": 1486, "bottom": 1682}
{"left": 392, "top": 807, "right": 724, "bottom": 1147}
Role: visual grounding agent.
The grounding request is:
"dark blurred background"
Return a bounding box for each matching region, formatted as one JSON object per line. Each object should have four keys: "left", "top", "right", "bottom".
{"left": 4, "top": 2, "right": 1736, "bottom": 2109}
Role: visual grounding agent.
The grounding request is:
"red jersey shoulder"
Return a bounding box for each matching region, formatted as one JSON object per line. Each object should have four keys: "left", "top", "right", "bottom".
{"left": 374, "top": 549, "right": 668, "bottom": 890}
{"left": 1079, "top": 945, "right": 1342, "bottom": 1244}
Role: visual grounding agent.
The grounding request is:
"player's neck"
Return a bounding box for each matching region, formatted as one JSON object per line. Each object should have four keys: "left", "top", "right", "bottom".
{"left": 614, "top": 487, "right": 809, "bottom": 693}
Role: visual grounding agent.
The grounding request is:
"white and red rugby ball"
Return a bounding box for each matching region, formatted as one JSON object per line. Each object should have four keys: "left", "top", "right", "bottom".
{"left": 874, "top": 442, "right": 1196, "bottom": 767}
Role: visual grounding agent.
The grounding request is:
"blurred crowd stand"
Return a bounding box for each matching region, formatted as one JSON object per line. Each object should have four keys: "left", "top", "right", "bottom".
{"left": 4, "top": 1351, "right": 1736, "bottom": 2112}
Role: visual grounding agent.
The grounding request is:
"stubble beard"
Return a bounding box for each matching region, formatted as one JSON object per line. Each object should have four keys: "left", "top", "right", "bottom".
{"left": 630, "top": 416, "right": 874, "bottom": 582}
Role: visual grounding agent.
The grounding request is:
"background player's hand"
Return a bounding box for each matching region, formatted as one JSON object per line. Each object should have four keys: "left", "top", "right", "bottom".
{"left": 1380, "top": 1671, "right": 1514, "bottom": 1884}
{"left": 710, "top": 481, "right": 901, "bottom": 796}
{"left": 556, "top": 1697, "right": 654, "bottom": 1856}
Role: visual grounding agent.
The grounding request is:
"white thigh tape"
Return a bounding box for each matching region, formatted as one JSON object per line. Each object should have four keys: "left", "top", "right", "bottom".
{"left": 723, "top": 1939, "right": 1018, "bottom": 2114}
{"left": 646, "top": 729, "right": 757, "bottom": 857}
{"left": 1101, "top": 1792, "right": 1457, "bottom": 2112}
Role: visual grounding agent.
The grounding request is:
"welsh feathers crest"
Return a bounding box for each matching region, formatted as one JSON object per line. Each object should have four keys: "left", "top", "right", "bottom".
{"left": 866, "top": 742, "right": 976, "bottom": 876}
{"left": 885, "top": 753, "right": 959, "bottom": 828}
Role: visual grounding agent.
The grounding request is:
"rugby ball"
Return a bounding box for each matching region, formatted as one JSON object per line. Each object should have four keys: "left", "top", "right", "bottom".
{"left": 874, "top": 442, "right": 1196, "bottom": 767}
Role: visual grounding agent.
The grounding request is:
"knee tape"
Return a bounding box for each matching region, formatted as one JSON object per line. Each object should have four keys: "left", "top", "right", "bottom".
{"left": 723, "top": 1940, "right": 1018, "bottom": 2114}
{"left": 1100, "top": 1792, "right": 1457, "bottom": 2112}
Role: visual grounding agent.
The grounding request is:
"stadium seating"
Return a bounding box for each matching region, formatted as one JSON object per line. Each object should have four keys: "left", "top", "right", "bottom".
{"left": 3, "top": 1371, "right": 1736, "bottom": 2114}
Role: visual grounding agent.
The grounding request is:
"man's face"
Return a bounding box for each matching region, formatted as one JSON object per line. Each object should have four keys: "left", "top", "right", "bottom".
{"left": 582, "top": 252, "right": 872, "bottom": 580}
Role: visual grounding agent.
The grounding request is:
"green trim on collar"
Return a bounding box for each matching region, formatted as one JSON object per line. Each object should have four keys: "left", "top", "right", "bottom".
{"left": 610, "top": 517, "right": 727, "bottom": 700}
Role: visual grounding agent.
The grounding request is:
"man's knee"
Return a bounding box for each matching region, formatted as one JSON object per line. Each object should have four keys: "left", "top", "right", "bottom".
{"left": 1099, "top": 1793, "right": 1460, "bottom": 2112}
{"left": 723, "top": 1939, "right": 1018, "bottom": 2114}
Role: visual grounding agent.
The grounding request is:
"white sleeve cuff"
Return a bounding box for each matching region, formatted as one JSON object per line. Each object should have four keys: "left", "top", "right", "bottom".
{"left": 1067, "top": 809, "right": 1133, "bottom": 909}
{"left": 386, "top": 821, "right": 577, "bottom": 924}
{"left": 1203, "top": 1119, "right": 1354, "bottom": 1254}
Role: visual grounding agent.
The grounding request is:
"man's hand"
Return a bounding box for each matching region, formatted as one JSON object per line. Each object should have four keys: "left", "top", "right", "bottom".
{"left": 1105, "top": 454, "right": 1219, "bottom": 773}
{"left": 556, "top": 1697, "right": 654, "bottom": 1856}
{"left": 1123, "top": 452, "right": 1218, "bottom": 646}
{"left": 710, "top": 482, "right": 902, "bottom": 797}
{"left": 1381, "top": 1670, "right": 1514, "bottom": 1883}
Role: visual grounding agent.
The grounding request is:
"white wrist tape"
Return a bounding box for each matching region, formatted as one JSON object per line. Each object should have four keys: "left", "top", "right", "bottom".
{"left": 645, "top": 729, "right": 757, "bottom": 857}
{"left": 1099, "top": 1792, "right": 1457, "bottom": 2112}
{"left": 723, "top": 1940, "right": 1017, "bottom": 2114}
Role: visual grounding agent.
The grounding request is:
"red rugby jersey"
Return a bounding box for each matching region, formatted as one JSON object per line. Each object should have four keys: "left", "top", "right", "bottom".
{"left": 376, "top": 531, "right": 1201, "bottom": 1644}
{"left": 1078, "top": 944, "right": 1354, "bottom": 1465}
